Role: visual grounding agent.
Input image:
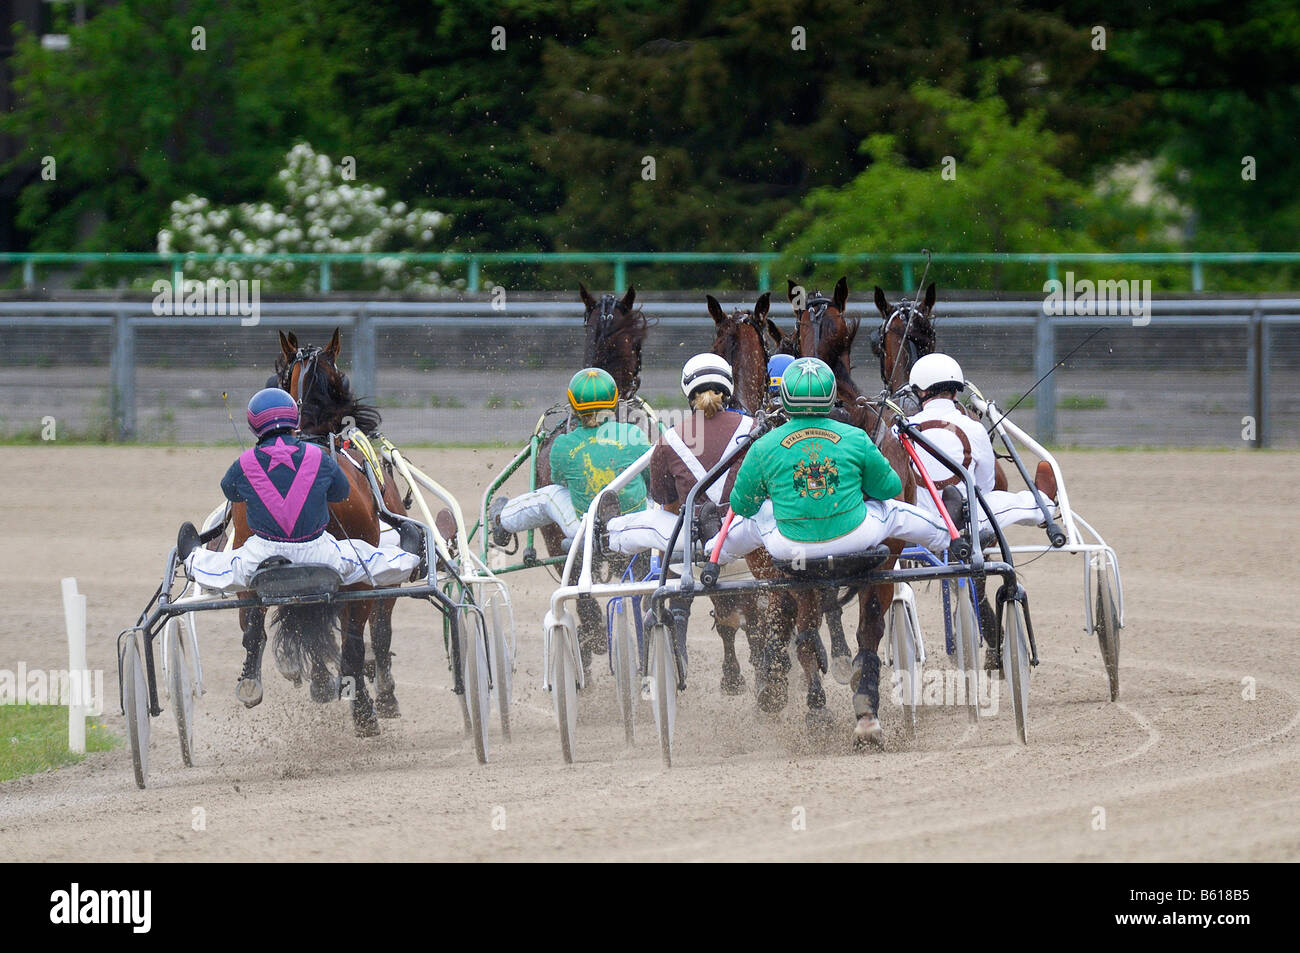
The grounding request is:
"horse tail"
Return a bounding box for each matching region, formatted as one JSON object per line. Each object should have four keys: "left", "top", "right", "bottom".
{"left": 271, "top": 603, "right": 340, "bottom": 680}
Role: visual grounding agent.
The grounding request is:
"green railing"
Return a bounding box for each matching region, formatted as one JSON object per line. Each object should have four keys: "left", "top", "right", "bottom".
{"left": 4, "top": 251, "right": 1300, "bottom": 293}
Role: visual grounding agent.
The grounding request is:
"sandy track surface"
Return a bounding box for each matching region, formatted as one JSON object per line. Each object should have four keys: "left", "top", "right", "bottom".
{"left": 1, "top": 447, "right": 1297, "bottom": 861}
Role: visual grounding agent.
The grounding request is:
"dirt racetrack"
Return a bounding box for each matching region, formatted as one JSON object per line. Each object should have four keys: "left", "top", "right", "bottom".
{"left": 2, "top": 446, "right": 1297, "bottom": 862}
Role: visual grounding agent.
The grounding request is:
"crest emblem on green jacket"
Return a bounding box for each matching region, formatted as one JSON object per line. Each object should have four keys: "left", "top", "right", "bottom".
{"left": 793, "top": 442, "right": 839, "bottom": 499}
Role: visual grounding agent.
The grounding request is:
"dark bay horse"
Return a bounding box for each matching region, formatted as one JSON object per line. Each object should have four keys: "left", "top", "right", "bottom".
{"left": 785, "top": 276, "right": 920, "bottom": 743}
{"left": 231, "top": 328, "right": 403, "bottom": 736}
{"left": 706, "top": 293, "right": 803, "bottom": 708}
{"left": 528, "top": 285, "right": 653, "bottom": 668}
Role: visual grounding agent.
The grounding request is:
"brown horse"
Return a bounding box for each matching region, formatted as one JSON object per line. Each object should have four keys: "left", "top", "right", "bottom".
{"left": 527, "top": 285, "right": 652, "bottom": 673}
{"left": 785, "top": 276, "right": 920, "bottom": 743}
{"left": 870, "top": 285, "right": 1007, "bottom": 664}
{"left": 705, "top": 293, "right": 803, "bottom": 707}
{"left": 231, "top": 328, "right": 401, "bottom": 737}
{"left": 272, "top": 329, "right": 412, "bottom": 720}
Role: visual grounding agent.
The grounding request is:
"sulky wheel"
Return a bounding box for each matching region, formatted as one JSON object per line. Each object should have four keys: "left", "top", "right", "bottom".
{"left": 647, "top": 623, "right": 678, "bottom": 767}
{"left": 1094, "top": 563, "right": 1121, "bottom": 702}
{"left": 611, "top": 599, "right": 638, "bottom": 745}
{"left": 550, "top": 621, "right": 579, "bottom": 763}
{"left": 460, "top": 608, "right": 491, "bottom": 764}
{"left": 120, "top": 632, "right": 151, "bottom": 789}
{"left": 165, "top": 620, "right": 196, "bottom": 767}
{"left": 1002, "top": 597, "right": 1032, "bottom": 745}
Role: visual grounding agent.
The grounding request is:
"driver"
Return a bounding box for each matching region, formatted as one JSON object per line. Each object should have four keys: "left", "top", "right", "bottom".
{"left": 180, "top": 388, "right": 422, "bottom": 590}
{"left": 490, "top": 367, "right": 649, "bottom": 548}
{"left": 905, "top": 353, "right": 1059, "bottom": 529}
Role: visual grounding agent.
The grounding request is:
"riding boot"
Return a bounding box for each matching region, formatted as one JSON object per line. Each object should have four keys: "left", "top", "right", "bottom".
{"left": 717, "top": 624, "right": 745, "bottom": 695}
{"left": 235, "top": 634, "right": 265, "bottom": 709}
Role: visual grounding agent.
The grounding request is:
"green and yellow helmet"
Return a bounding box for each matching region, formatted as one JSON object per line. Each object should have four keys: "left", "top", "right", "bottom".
{"left": 779, "top": 357, "right": 837, "bottom": 416}
{"left": 567, "top": 367, "right": 618, "bottom": 415}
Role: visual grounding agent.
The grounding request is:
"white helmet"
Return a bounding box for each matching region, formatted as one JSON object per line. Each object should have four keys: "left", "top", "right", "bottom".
{"left": 680, "top": 353, "right": 734, "bottom": 400}
{"left": 909, "top": 353, "right": 965, "bottom": 396}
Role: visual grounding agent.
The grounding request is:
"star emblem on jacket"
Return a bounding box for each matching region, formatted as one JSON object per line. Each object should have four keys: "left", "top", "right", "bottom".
{"left": 259, "top": 436, "right": 299, "bottom": 472}
{"left": 793, "top": 442, "right": 839, "bottom": 499}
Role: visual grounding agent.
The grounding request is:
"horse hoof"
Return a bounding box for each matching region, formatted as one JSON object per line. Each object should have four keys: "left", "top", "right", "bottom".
{"left": 831, "top": 653, "right": 853, "bottom": 686}
{"left": 721, "top": 672, "right": 746, "bottom": 696}
{"left": 235, "top": 678, "right": 263, "bottom": 709}
{"left": 375, "top": 692, "right": 401, "bottom": 719}
{"left": 309, "top": 672, "right": 336, "bottom": 704}
{"left": 352, "top": 699, "right": 381, "bottom": 738}
{"left": 756, "top": 680, "right": 788, "bottom": 714}
{"left": 853, "top": 715, "right": 885, "bottom": 749}
{"left": 275, "top": 656, "right": 303, "bottom": 685}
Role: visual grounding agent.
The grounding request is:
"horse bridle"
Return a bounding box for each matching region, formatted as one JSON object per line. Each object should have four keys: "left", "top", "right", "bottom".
{"left": 800, "top": 294, "right": 833, "bottom": 358}
{"left": 280, "top": 345, "right": 350, "bottom": 421}
{"left": 870, "top": 301, "right": 932, "bottom": 392}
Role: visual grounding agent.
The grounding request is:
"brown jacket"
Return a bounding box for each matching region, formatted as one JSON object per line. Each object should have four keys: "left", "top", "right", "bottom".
{"left": 649, "top": 409, "right": 754, "bottom": 509}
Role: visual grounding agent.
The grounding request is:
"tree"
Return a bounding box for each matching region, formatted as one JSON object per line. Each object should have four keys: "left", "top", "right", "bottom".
{"left": 768, "top": 85, "right": 1175, "bottom": 290}
{"left": 159, "top": 143, "right": 455, "bottom": 292}
{"left": 2, "top": 0, "right": 343, "bottom": 252}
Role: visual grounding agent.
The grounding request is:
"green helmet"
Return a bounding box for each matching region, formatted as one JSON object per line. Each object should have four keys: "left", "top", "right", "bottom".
{"left": 567, "top": 367, "right": 618, "bottom": 415}
{"left": 779, "top": 357, "right": 837, "bottom": 416}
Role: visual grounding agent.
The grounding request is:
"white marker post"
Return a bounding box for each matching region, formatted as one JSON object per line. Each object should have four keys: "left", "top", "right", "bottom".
{"left": 61, "top": 577, "right": 87, "bottom": 754}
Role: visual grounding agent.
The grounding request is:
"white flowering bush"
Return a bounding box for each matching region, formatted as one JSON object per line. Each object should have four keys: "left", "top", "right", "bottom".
{"left": 157, "top": 143, "right": 458, "bottom": 292}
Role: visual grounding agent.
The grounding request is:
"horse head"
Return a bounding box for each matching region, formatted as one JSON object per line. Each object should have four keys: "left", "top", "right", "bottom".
{"left": 578, "top": 283, "right": 648, "bottom": 398}
{"left": 275, "top": 327, "right": 380, "bottom": 437}
{"left": 706, "top": 292, "right": 772, "bottom": 415}
{"left": 871, "top": 282, "right": 937, "bottom": 394}
{"left": 787, "top": 276, "right": 859, "bottom": 385}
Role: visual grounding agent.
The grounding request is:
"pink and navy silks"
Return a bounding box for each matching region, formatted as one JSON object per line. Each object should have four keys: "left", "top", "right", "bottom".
{"left": 219, "top": 435, "right": 351, "bottom": 541}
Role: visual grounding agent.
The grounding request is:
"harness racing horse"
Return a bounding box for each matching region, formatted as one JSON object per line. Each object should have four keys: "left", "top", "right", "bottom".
{"left": 786, "top": 277, "right": 921, "bottom": 742}
{"left": 529, "top": 285, "right": 653, "bottom": 667}
{"left": 231, "top": 328, "right": 405, "bottom": 736}
{"left": 706, "top": 293, "right": 804, "bottom": 707}
{"left": 871, "top": 285, "right": 1007, "bottom": 667}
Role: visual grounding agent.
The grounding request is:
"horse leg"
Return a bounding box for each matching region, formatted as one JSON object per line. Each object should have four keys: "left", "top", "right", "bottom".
{"left": 710, "top": 593, "right": 746, "bottom": 696}
{"left": 370, "top": 600, "right": 400, "bottom": 718}
{"left": 575, "top": 595, "right": 603, "bottom": 684}
{"left": 235, "top": 605, "right": 267, "bottom": 708}
{"left": 821, "top": 587, "right": 853, "bottom": 684}
{"left": 977, "top": 576, "right": 1003, "bottom": 677}
{"left": 339, "top": 601, "right": 379, "bottom": 737}
{"left": 850, "top": 585, "right": 890, "bottom": 747}
{"left": 755, "top": 588, "right": 795, "bottom": 713}
{"left": 793, "top": 592, "right": 832, "bottom": 730}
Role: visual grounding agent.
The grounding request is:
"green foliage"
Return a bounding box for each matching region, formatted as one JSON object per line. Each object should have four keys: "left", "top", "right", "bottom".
{"left": 770, "top": 84, "right": 1175, "bottom": 289}
{"left": 2, "top": 0, "right": 344, "bottom": 253}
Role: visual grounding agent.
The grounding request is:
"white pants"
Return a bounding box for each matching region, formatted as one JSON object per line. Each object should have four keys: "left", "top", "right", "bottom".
{"left": 918, "top": 487, "right": 1055, "bottom": 532}
{"left": 186, "top": 532, "right": 418, "bottom": 592}
{"left": 500, "top": 485, "right": 582, "bottom": 542}
{"left": 607, "top": 508, "right": 684, "bottom": 556}
{"left": 709, "top": 498, "right": 950, "bottom": 564}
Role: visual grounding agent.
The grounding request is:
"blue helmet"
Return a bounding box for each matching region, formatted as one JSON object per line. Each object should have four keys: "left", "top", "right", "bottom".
{"left": 246, "top": 387, "right": 298, "bottom": 438}
{"left": 767, "top": 353, "right": 796, "bottom": 397}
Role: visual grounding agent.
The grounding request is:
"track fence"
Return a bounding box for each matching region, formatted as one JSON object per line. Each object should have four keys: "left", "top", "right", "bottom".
{"left": 0, "top": 296, "right": 1296, "bottom": 448}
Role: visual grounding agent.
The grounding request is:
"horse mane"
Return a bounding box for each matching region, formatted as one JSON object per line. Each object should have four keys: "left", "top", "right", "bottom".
{"left": 274, "top": 351, "right": 383, "bottom": 437}
{"left": 586, "top": 305, "right": 653, "bottom": 397}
